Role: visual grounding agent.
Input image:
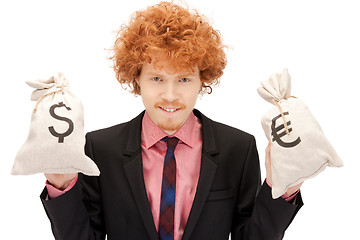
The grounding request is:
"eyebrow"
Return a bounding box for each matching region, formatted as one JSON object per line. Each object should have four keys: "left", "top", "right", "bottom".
{"left": 145, "top": 70, "right": 198, "bottom": 78}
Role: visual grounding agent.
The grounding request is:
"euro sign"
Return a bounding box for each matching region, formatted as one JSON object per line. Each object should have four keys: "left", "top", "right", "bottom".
{"left": 271, "top": 112, "right": 301, "bottom": 148}
{"left": 48, "top": 102, "right": 74, "bottom": 143}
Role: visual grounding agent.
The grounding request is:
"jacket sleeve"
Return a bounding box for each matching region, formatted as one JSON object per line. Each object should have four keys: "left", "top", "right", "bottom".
{"left": 40, "top": 134, "right": 106, "bottom": 240}
{"left": 231, "top": 137, "right": 303, "bottom": 240}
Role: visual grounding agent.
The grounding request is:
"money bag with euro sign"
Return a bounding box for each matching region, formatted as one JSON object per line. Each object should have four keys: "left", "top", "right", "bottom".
{"left": 12, "top": 73, "right": 100, "bottom": 176}
{"left": 258, "top": 69, "right": 343, "bottom": 199}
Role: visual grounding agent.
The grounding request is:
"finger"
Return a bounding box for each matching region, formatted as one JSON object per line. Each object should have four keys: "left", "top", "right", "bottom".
{"left": 265, "top": 142, "right": 271, "bottom": 166}
{"left": 286, "top": 182, "right": 303, "bottom": 196}
{"left": 265, "top": 142, "right": 273, "bottom": 186}
{"left": 266, "top": 141, "right": 271, "bottom": 153}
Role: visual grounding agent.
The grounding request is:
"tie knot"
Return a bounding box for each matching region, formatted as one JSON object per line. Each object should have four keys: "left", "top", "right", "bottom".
{"left": 162, "top": 137, "right": 179, "bottom": 149}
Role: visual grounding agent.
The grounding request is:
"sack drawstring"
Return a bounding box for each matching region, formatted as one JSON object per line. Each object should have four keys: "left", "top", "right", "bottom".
{"left": 272, "top": 96, "right": 297, "bottom": 135}
{"left": 33, "top": 86, "right": 64, "bottom": 113}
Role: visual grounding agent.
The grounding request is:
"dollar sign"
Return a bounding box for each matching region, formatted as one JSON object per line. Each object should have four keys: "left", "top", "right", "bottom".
{"left": 271, "top": 111, "right": 301, "bottom": 148}
{"left": 48, "top": 102, "right": 74, "bottom": 143}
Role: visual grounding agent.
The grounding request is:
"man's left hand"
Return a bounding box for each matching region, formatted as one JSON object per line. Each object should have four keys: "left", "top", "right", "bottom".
{"left": 265, "top": 142, "right": 303, "bottom": 196}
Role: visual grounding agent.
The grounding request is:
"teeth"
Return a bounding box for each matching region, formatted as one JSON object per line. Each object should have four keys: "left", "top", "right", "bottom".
{"left": 161, "top": 107, "right": 178, "bottom": 112}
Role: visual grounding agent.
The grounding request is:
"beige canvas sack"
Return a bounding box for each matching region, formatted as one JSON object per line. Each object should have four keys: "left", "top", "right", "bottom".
{"left": 258, "top": 69, "right": 343, "bottom": 198}
{"left": 12, "top": 73, "right": 100, "bottom": 176}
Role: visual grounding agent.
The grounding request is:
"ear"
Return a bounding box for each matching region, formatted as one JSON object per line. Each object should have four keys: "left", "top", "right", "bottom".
{"left": 134, "top": 77, "right": 141, "bottom": 95}
{"left": 199, "top": 82, "right": 204, "bottom": 93}
{"left": 135, "top": 64, "right": 143, "bottom": 85}
{"left": 135, "top": 76, "right": 140, "bottom": 85}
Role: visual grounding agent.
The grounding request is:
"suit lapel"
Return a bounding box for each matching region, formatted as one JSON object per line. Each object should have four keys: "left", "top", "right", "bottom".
{"left": 122, "top": 111, "right": 158, "bottom": 240}
{"left": 182, "top": 109, "right": 219, "bottom": 240}
{"left": 124, "top": 154, "right": 158, "bottom": 239}
{"left": 181, "top": 153, "right": 217, "bottom": 240}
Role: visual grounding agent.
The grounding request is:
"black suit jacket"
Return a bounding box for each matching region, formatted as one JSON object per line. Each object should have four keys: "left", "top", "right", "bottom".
{"left": 41, "top": 109, "right": 303, "bottom": 240}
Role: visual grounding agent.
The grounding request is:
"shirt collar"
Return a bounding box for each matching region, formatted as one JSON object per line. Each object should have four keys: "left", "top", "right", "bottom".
{"left": 141, "top": 110, "right": 201, "bottom": 149}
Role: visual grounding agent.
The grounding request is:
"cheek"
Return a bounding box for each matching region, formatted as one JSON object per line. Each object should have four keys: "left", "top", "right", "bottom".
{"left": 140, "top": 92, "right": 154, "bottom": 108}
{"left": 182, "top": 93, "right": 199, "bottom": 110}
{"left": 188, "top": 87, "right": 201, "bottom": 103}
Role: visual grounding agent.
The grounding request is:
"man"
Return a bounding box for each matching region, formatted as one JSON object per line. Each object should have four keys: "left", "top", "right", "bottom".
{"left": 41, "top": 2, "right": 303, "bottom": 239}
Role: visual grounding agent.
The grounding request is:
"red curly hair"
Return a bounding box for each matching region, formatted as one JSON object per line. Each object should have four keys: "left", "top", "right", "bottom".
{"left": 110, "top": 1, "right": 227, "bottom": 95}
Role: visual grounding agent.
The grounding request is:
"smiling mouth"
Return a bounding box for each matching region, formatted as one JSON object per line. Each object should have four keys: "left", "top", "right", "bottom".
{"left": 159, "top": 106, "right": 181, "bottom": 113}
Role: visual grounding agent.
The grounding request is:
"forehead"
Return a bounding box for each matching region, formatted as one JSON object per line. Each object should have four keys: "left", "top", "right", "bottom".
{"left": 142, "top": 58, "right": 199, "bottom": 77}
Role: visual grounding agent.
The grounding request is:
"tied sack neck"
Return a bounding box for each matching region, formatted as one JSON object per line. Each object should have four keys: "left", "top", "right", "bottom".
{"left": 26, "top": 73, "right": 69, "bottom": 113}
{"left": 257, "top": 68, "right": 296, "bottom": 135}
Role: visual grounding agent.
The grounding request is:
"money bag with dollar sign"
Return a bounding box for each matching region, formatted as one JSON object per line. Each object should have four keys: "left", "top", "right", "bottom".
{"left": 12, "top": 73, "right": 100, "bottom": 176}
{"left": 258, "top": 69, "right": 343, "bottom": 198}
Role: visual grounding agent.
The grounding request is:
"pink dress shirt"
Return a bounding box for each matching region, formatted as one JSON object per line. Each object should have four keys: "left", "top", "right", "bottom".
{"left": 141, "top": 111, "right": 202, "bottom": 240}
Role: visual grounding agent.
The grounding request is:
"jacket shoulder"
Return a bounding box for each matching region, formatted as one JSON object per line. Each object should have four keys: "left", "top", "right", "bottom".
{"left": 195, "top": 109, "right": 255, "bottom": 144}
{"left": 211, "top": 120, "right": 255, "bottom": 141}
{"left": 85, "top": 111, "right": 144, "bottom": 149}
{"left": 87, "top": 121, "right": 130, "bottom": 140}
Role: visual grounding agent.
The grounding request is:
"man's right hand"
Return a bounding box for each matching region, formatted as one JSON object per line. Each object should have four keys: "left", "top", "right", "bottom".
{"left": 44, "top": 173, "right": 78, "bottom": 191}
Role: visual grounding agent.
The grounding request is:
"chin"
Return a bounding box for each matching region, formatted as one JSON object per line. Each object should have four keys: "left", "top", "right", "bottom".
{"left": 157, "top": 121, "right": 183, "bottom": 134}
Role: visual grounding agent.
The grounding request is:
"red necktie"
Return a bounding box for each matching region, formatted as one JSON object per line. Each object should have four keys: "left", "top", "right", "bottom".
{"left": 159, "top": 137, "right": 179, "bottom": 240}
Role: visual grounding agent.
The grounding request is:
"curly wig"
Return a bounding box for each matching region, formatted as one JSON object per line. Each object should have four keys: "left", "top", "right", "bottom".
{"left": 110, "top": 1, "right": 227, "bottom": 95}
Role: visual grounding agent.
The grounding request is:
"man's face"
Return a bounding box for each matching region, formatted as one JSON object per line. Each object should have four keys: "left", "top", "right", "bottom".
{"left": 136, "top": 59, "right": 202, "bottom": 135}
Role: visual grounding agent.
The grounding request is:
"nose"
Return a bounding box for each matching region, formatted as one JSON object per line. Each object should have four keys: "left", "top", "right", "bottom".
{"left": 162, "top": 81, "right": 179, "bottom": 102}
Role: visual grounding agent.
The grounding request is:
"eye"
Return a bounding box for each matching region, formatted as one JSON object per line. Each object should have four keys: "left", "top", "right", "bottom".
{"left": 179, "top": 78, "right": 190, "bottom": 82}
{"left": 152, "top": 77, "right": 161, "bottom": 82}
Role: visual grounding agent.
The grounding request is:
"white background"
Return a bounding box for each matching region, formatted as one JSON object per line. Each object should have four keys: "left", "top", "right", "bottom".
{"left": 1, "top": 0, "right": 359, "bottom": 239}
